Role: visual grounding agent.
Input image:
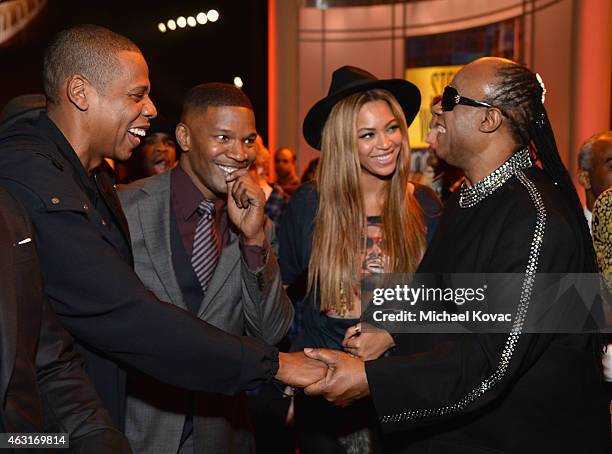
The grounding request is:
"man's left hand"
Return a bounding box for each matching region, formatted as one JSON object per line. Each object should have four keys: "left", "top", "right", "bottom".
{"left": 303, "top": 348, "right": 370, "bottom": 407}
{"left": 226, "top": 169, "right": 266, "bottom": 246}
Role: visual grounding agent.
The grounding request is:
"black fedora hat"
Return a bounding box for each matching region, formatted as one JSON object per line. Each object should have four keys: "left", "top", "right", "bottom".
{"left": 303, "top": 65, "right": 421, "bottom": 150}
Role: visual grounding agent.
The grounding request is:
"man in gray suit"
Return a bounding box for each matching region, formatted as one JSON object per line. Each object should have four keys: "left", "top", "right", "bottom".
{"left": 118, "top": 83, "right": 294, "bottom": 454}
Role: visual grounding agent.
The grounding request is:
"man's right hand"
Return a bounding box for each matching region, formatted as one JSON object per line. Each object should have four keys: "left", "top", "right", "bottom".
{"left": 275, "top": 351, "right": 327, "bottom": 388}
{"left": 225, "top": 169, "right": 267, "bottom": 246}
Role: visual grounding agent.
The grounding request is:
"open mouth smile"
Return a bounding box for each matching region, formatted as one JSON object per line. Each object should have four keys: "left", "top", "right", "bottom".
{"left": 371, "top": 150, "right": 397, "bottom": 165}
{"left": 217, "top": 164, "right": 245, "bottom": 175}
{"left": 127, "top": 126, "right": 149, "bottom": 147}
{"left": 128, "top": 127, "right": 147, "bottom": 137}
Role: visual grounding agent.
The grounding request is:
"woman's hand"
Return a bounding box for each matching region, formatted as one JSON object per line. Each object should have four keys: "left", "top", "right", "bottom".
{"left": 342, "top": 322, "right": 395, "bottom": 361}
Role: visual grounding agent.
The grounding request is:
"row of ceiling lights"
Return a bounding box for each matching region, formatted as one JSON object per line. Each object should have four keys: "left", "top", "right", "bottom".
{"left": 158, "top": 10, "right": 219, "bottom": 33}
{"left": 156, "top": 9, "right": 242, "bottom": 90}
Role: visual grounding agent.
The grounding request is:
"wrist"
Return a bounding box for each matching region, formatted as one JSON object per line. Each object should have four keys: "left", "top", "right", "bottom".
{"left": 275, "top": 352, "right": 288, "bottom": 380}
{"left": 242, "top": 229, "right": 266, "bottom": 246}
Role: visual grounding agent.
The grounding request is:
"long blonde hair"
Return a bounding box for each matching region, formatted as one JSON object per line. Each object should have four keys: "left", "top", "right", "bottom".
{"left": 308, "top": 89, "right": 426, "bottom": 314}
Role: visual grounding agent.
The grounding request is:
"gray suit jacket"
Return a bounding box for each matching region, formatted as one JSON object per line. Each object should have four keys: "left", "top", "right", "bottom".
{"left": 118, "top": 171, "right": 293, "bottom": 454}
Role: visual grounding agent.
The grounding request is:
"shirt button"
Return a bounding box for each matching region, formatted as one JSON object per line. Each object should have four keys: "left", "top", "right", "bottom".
{"left": 101, "top": 219, "right": 107, "bottom": 226}
{"left": 51, "top": 197, "right": 60, "bottom": 205}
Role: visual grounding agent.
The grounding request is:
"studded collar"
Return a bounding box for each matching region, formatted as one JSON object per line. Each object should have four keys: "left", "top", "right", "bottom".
{"left": 458, "top": 148, "right": 533, "bottom": 209}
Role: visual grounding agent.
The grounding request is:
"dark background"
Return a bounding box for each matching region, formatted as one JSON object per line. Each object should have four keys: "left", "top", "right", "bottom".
{"left": 0, "top": 0, "right": 269, "bottom": 141}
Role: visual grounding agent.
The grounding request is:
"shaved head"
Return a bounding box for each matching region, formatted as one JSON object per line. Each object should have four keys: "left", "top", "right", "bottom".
{"left": 43, "top": 24, "right": 141, "bottom": 104}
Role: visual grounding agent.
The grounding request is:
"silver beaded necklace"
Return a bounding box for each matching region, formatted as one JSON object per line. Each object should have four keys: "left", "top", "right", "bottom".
{"left": 458, "top": 148, "right": 533, "bottom": 208}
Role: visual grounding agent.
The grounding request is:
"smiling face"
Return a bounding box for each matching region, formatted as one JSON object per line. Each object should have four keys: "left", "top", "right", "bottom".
{"left": 177, "top": 105, "right": 257, "bottom": 199}
{"left": 356, "top": 99, "right": 403, "bottom": 180}
{"left": 87, "top": 51, "right": 157, "bottom": 162}
{"left": 428, "top": 61, "right": 499, "bottom": 168}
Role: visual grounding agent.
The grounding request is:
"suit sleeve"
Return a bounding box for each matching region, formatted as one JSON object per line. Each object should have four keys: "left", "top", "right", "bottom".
{"left": 0, "top": 175, "right": 279, "bottom": 395}
{"left": 240, "top": 219, "right": 294, "bottom": 344}
{"left": 35, "top": 299, "right": 132, "bottom": 453}
{"left": 366, "top": 183, "right": 570, "bottom": 432}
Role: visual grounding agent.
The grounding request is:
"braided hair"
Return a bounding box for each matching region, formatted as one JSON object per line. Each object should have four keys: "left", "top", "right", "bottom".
{"left": 486, "top": 63, "right": 594, "bottom": 264}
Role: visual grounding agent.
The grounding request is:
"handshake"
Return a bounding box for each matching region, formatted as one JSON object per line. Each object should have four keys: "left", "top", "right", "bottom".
{"left": 275, "top": 349, "right": 369, "bottom": 407}
{"left": 274, "top": 323, "right": 395, "bottom": 407}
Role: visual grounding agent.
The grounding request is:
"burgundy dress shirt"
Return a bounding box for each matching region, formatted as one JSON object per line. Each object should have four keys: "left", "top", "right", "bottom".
{"left": 170, "top": 165, "right": 266, "bottom": 271}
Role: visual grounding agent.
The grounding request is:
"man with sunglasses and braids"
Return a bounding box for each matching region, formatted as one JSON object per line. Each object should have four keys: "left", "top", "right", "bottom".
{"left": 299, "top": 57, "right": 610, "bottom": 453}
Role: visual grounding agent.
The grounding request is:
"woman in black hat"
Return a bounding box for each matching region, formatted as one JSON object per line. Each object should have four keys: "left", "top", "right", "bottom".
{"left": 279, "top": 66, "right": 442, "bottom": 453}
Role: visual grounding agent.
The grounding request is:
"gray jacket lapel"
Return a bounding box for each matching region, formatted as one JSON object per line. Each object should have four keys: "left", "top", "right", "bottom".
{"left": 197, "top": 229, "right": 240, "bottom": 318}
{"left": 137, "top": 172, "right": 187, "bottom": 311}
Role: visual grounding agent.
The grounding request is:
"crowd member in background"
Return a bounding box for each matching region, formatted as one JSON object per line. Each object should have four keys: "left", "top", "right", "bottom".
{"left": 302, "top": 57, "right": 609, "bottom": 454}
{"left": 248, "top": 135, "right": 289, "bottom": 233}
{"left": 593, "top": 186, "right": 611, "bottom": 296}
{"left": 116, "top": 116, "right": 177, "bottom": 183}
{"left": 577, "top": 131, "right": 612, "bottom": 232}
{"left": 577, "top": 131, "right": 612, "bottom": 391}
{"left": 274, "top": 146, "right": 301, "bottom": 195}
{"left": 592, "top": 187, "right": 611, "bottom": 295}
{"left": 409, "top": 154, "right": 436, "bottom": 189}
{"left": 300, "top": 157, "right": 320, "bottom": 184}
{"left": 119, "top": 83, "right": 293, "bottom": 454}
{"left": 280, "top": 66, "right": 441, "bottom": 454}
{"left": 0, "top": 185, "right": 130, "bottom": 453}
{"left": 592, "top": 187, "right": 612, "bottom": 393}
{"left": 0, "top": 24, "right": 325, "bottom": 432}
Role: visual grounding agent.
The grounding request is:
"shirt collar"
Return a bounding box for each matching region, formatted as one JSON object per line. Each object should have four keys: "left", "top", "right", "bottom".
{"left": 171, "top": 165, "right": 226, "bottom": 220}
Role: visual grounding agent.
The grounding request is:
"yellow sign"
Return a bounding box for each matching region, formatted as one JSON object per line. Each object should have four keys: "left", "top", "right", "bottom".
{"left": 406, "top": 65, "right": 463, "bottom": 149}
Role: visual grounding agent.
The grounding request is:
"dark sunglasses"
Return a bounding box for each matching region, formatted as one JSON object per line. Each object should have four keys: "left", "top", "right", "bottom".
{"left": 441, "top": 86, "right": 496, "bottom": 112}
